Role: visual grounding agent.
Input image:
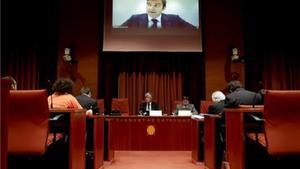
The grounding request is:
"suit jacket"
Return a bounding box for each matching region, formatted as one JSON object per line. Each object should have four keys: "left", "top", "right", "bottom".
{"left": 208, "top": 101, "right": 225, "bottom": 115}
{"left": 139, "top": 101, "right": 160, "bottom": 115}
{"left": 226, "top": 88, "right": 263, "bottom": 106}
{"left": 173, "top": 103, "right": 198, "bottom": 115}
{"left": 121, "top": 13, "right": 196, "bottom": 29}
{"left": 76, "top": 94, "right": 99, "bottom": 114}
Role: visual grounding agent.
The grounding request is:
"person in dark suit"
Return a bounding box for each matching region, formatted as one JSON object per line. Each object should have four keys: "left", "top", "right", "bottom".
{"left": 76, "top": 87, "right": 99, "bottom": 115}
{"left": 76, "top": 87, "right": 99, "bottom": 154}
{"left": 208, "top": 81, "right": 265, "bottom": 169}
{"left": 208, "top": 91, "right": 226, "bottom": 115}
{"left": 139, "top": 92, "right": 160, "bottom": 116}
{"left": 121, "top": 0, "right": 196, "bottom": 29}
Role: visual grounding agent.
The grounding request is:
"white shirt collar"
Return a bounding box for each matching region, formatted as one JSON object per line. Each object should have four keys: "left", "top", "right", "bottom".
{"left": 148, "top": 15, "right": 162, "bottom": 28}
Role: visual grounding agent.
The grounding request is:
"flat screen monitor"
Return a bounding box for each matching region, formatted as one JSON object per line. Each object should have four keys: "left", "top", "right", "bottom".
{"left": 103, "top": 0, "right": 202, "bottom": 52}
{"left": 178, "top": 110, "right": 192, "bottom": 116}
{"left": 149, "top": 110, "right": 163, "bottom": 116}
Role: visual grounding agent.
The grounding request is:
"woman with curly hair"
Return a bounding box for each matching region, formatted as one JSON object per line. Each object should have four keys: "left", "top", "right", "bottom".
{"left": 48, "top": 78, "right": 82, "bottom": 109}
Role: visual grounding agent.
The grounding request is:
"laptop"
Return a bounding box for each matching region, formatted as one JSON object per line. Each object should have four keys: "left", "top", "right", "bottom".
{"left": 178, "top": 110, "right": 192, "bottom": 116}
{"left": 149, "top": 110, "right": 162, "bottom": 116}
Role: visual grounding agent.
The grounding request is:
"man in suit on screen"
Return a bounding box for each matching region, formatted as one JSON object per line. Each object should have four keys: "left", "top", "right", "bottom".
{"left": 121, "top": 0, "right": 196, "bottom": 29}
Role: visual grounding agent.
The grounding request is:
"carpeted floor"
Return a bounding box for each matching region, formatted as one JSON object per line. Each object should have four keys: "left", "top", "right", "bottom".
{"left": 103, "top": 151, "right": 205, "bottom": 169}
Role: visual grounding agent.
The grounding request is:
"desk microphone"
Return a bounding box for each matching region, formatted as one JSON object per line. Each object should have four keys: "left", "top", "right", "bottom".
{"left": 252, "top": 93, "right": 257, "bottom": 108}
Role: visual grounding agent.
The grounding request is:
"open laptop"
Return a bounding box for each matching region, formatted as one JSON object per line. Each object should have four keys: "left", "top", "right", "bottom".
{"left": 149, "top": 110, "right": 162, "bottom": 116}
{"left": 178, "top": 110, "right": 192, "bottom": 116}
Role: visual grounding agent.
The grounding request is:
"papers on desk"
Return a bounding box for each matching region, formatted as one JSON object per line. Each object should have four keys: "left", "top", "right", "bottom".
{"left": 149, "top": 110, "right": 162, "bottom": 116}
{"left": 191, "top": 114, "right": 204, "bottom": 120}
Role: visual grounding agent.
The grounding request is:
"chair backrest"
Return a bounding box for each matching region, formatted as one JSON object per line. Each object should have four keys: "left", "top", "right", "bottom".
{"left": 111, "top": 98, "right": 129, "bottom": 115}
{"left": 173, "top": 100, "right": 182, "bottom": 110}
{"left": 97, "top": 99, "right": 105, "bottom": 114}
{"left": 264, "top": 90, "right": 300, "bottom": 155}
{"left": 8, "top": 90, "right": 50, "bottom": 155}
{"left": 200, "top": 100, "right": 213, "bottom": 114}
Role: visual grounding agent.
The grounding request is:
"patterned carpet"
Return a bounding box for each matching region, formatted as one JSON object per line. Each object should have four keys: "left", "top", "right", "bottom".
{"left": 103, "top": 151, "right": 205, "bottom": 169}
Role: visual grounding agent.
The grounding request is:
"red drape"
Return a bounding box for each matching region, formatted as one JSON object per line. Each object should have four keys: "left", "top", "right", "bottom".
{"left": 118, "top": 71, "right": 183, "bottom": 115}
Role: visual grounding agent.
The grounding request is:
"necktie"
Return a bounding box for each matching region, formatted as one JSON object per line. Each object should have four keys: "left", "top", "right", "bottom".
{"left": 151, "top": 19, "right": 158, "bottom": 29}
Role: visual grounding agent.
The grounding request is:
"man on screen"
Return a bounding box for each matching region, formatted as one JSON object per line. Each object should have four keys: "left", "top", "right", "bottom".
{"left": 121, "top": 0, "right": 196, "bottom": 29}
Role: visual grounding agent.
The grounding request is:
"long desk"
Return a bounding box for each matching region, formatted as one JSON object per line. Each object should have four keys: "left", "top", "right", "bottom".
{"left": 224, "top": 106, "right": 264, "bottom": 169}
{"left": 105, "top": 115, "right": 202, "bottom": 161}
{"left": 50, "top": 109, "right": 86, "bottom": 169}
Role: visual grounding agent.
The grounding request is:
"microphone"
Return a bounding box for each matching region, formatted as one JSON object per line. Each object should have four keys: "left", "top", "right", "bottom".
{"left": 252, "top": 93, "right": 257, "bottom": 108}
{"left": 47, "top": 80, "right": 53, "bottom": 109}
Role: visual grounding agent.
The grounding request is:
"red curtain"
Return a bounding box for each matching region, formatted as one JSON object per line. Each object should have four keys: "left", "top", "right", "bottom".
{"left": 262, "top": 53, "right": 300, "bottom": 90}
{"left": 118, "top": 71, "right": 183, "bottom": 115}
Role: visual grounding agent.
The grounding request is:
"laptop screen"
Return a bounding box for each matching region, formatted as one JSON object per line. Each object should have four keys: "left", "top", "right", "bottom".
{"left": 149, "top": 110, "right": 162, "bottom": 116}
{"left": 178, "top": 110, "right": 192, "bottom": 116}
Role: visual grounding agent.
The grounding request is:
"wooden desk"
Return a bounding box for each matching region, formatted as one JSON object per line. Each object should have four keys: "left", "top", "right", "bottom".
{"left": 203, "top": 114, "right": 221, "bottom": 169}
{"left": 87, "top": 115, "right": 104, "bottom": 169}
{"left": 191, "top": 118, "right": 204, "bottom": 163}
{"left": 105, "top": 115, "right": 199, "bottom": 161}
{"left": 50, "top": 109, "right": 86, "bottom": 169}
{"left": 224, "top": 106, "right": 264, "bottom": 169}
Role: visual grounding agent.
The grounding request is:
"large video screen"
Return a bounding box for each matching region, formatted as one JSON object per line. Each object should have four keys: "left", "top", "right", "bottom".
{"left": 103, "top": 0, "right": 202, "bottom": 52}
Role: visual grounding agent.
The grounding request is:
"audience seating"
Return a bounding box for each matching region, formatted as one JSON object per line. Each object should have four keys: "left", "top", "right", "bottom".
{"left": 264, "top": 90, "right": 300, "bottom": 155}
{"left": 8, "top": 90, "right": 50, "bottom": 155}
{"left": 246, "top": 90, "right": 300, "bottom": 169}
{"left": 111, "top": 98, "right": 130, "bottom": 115}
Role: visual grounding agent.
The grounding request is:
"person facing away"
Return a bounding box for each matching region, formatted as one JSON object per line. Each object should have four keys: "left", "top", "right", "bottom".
{"left": 173, "top": 96, "right": 198, "bottom": 115}
{"left": 47, "top": 78, "right": 82, "bottom": 109}
{"left": 139, "top": 92, "right": 160, "bottom": 115}
{"left": 2, "top": 76, "right": 17, "bottom": 90}
{"left": 208, "top": 81, "right": 264, "bottom": 115}
{"left": 121, "top": 0, "right": 196, "bottom": 29}
{"left": 76, "top": 87, "right": 99, "bottom": 115}
{"left": 208, "top": 91, "right": 226, "bottom": 115}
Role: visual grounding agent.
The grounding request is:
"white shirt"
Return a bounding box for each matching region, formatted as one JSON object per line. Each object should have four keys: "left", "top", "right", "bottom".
{"left": 148, "top": 15, "right": 162, "bottom": 28}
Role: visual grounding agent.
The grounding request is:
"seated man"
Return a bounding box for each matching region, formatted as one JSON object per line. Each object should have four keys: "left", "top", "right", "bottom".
{"left": 139, "top": 92, "right": 160, "bottom": 116}
{"left": 173, "top": 96, "right": 198, "bottom": 115}
{"left": 76, "top": 87, "right": 100, "bottom": 115}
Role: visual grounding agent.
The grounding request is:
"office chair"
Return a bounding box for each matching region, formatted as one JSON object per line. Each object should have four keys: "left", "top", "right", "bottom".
{"left": 111, "top": 98, "right": 130, "bottom": 115}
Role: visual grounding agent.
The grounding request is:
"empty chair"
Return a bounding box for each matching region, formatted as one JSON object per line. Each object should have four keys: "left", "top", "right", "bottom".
{"left": 173, "top": 100, "right": 182, "bottom": 110}
{"left": 247, "top": 90, "right": 300, "bottom": 169}
{"left": 8, "top": 90, "right": 50, "bottom": 154}
{"left": 264, "top": 90, "right": 300, "bottom": 155}
{"left": 111, "top": 98, "right": 130, "bottom": 115}
{"left": 97, "top": 99, "right": 105, "bottom": 114}
{"left": 200, "top": 100, "right": 213, "bottom": 114}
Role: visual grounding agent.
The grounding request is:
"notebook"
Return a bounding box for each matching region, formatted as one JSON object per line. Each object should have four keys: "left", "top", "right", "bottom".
{"left": 149, "top": 110, "right": 162, "bottom": 116}
{"left": 178, "top": 110, "right": 192, "bottom": 116}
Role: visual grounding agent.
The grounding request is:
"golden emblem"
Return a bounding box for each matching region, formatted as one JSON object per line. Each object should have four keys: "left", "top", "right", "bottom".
{"left": 147, "top": 125, "right": 155, "bottom": 135}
